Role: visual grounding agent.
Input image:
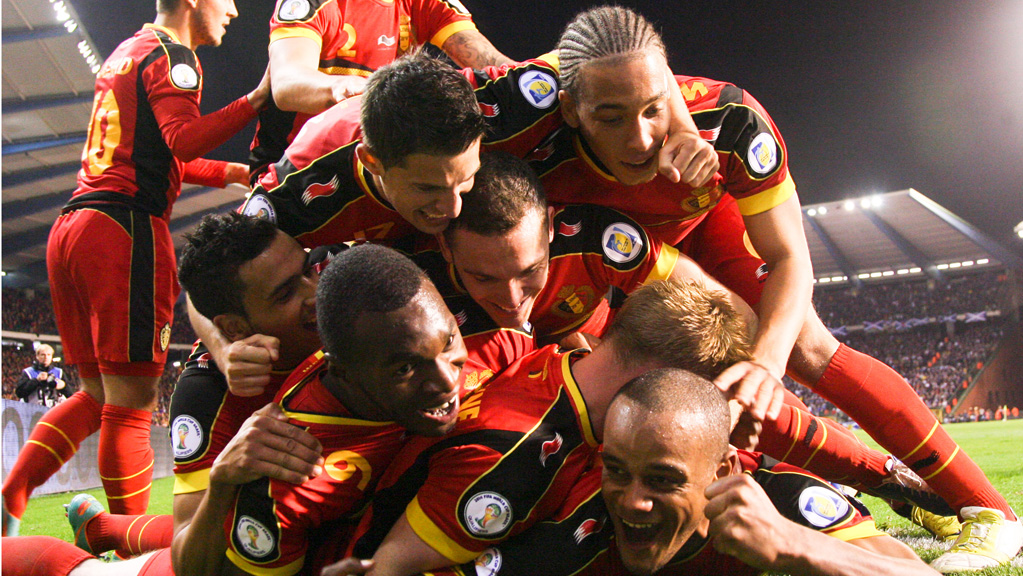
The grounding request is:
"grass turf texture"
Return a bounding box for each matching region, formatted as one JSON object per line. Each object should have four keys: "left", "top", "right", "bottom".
{"left": 13, "top": 420, "right": 1023, "bottom": 574}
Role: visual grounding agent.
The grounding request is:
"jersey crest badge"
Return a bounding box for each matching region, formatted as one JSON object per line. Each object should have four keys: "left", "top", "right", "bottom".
{"left": 277, "top": 0, "right": 311, "bottom": 21}
{"left": 170, "top": 63, "right": 199, "bottom": 90}
{"left": 557, "top": 221, "right": 582, "bottom": 237}
{"left": 747, "top": 132, "right": 778, "bottom": 175}
{"left": 602, "top": 223, "right": 643, "bottom": 264}
{"left": 300, "top": 175, "right": 340, "bottom": 204}
{"left": 553, "top": 285, "right": 596, "bottom": 318}
{"left": 236, "top": 516, "right": 276, "bottom": 559}
{"left": 474, "top": 548, "right": 503, "bottom": 576}
{"left": 539, "top": 432, "right": 563, "bottom": 467}
{"left": 160, "top": 323, "right": 171, "bottom": 351}
{"left": 518, "top": 70, "right": 557, "bottom": 109}
{"left": 573, "top": 517, "right": 606, "bottom": 544}
{"left": 464, "top": 492, "right": 513, "bottom": 536}
{"left": 797, "top": 486, "right": 849, "bottom": 528}
{"left": 172, "top": 415, "right": 204, "bottom": 459}
{"left": 242, "top": 194, "right": 277, "bottom": 224}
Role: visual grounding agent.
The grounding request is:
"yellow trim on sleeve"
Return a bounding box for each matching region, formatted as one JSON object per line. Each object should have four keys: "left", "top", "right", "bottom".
{"left": 269, "top": 26, "right": 324, "bottom": 49}
{"left": 825, "top": 519, "right": 887, "bottom": 542}
{"left": 226, "top": 548, "right": 305, "bottom": 576}
{"left": 536, "top": 51, "right": 560, "bottom": 72}
{"left": 642, "top": 244, "right": 679, "bottom": 284}
{"left": 429, "top": 20, "right": 477, "bottom": 49}
{"left": 173, "top": 469, "right": 211, "bottom": 494}
{"left": 406, "top": 496, "right": 478, "bottom": 563}
{"left": 734, "top": 173, "right": 796, "bottom": 216}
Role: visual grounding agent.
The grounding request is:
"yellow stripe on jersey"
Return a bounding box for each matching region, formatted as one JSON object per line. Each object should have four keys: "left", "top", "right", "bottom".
{"left": 559, "top": 353, "right": 599, "bottom": 448}
{"left": 226, "top": 548, "right": 305, "bottom": 576}
{"left": 642, "top": 244, "right": 679, "bottom": 285}
{"left": 536, "top": 51, "right": 560, "bottom": 72}
{"left": 407, "top": 495, "right": 478, "bottom": 563}
{"left": 429, "top": 20, "right": 477, "bottom": 49}
{"left": 826, "top": 519, "right": 887, "bottom": 542}
{"left": 735, "top": 173, "right": 796, "bottom": 216}
{"left": 173, "top": 468, "right": 210, "bottom": 494}
{"left": 269, "top": 26, "right": 324, "bottom": 49}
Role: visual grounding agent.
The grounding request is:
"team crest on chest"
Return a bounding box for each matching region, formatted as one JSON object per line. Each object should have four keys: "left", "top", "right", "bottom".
{"left": 553, "top": 285, "right": 596, "bottom": 318}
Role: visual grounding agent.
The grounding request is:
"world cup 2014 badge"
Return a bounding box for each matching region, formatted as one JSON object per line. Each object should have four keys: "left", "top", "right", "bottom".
{"left": 474, "top": 548, "right": 503, "bottom": 576}
{"left": 236, "top": 516, "right": 275, "bottom": 560}
{"left": 277, "top": 0, "right": 311, "bottom": 22}
{"left": 172, "top": 415, "right": 203, "bottom": 460}
{"left": 464, "top": 492, "right": 513, "bottom": 536}
{"left": 242, "top": 194, "right": 277, "bottom": 224}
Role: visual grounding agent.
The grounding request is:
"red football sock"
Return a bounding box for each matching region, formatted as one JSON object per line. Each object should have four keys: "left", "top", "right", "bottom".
{"left": 84, "top": 511, "right": 174, "bottom": 555}
{"left": 2, "top": 391, "right": 102, "bottom": 522}
{"left": 1, "top": 536, "right": 95, "bottom": 576}
{"left": 98, "top": 404, "right": 154, "bottom": 515}
{"left": 810, "top": 343, "right": 1015, "bottom": 519}
{"left": 759, "top": 402, "right": 891, "bottom": 491}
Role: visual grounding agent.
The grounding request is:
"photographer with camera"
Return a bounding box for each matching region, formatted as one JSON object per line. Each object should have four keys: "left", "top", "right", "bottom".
{"left": 16, "top": 344, "right": 71, "bottom": 408}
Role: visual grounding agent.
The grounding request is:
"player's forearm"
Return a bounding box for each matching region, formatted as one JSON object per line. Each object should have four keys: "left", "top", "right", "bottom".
{"left": 749, "top": 254, "right": 812, "bottom": 375}
{"left": 772, "top": 533, "right": 938, "bottom": 576}
{"left": 270, "top": 66, "right": 340, "bottom": 115}
{"left": 441, "top": 29, "right": 512, "bottom": 69}
{"left": 171, "top": 482, "right": 242, "bottom": 576}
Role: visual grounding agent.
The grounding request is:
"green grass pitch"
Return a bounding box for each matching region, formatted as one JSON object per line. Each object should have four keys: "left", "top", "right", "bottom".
{"left": 15, "top": 419, "right": 1023, "bottom": 574}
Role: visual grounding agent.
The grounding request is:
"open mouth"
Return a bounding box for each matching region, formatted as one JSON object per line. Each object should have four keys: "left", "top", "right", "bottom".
{"left": 419, "top": 395, "right": 459, "bottom": 422}
{"left": 621, "top": 155, "right": 656, "bottom": 172}
{"left": 618, "top": 518, "right": 660, "bottom": 547}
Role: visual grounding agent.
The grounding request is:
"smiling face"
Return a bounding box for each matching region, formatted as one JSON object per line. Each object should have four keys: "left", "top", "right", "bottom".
{"left": 337, "top": 284, "right": 468, "bottom": 437}
{"left": 600, "top": 397, "right": 732, "bottom": 575}
{"left": 235, "top": 230, "right": 321, "bottom": 370}
{"left": 440, "top": 208, "right": 552, "bottom": 329}
{"left": 366, "top": 139, "right": 482, "bottom": 235}
{"left": 561, "top": 50, "right": 672, "bottom": 186}
{"left": 193, "top": 0, "right": 238, "bottom": 47}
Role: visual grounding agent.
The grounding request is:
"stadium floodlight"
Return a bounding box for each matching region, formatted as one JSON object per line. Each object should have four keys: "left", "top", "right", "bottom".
{"left": 858, "top": 273, "right": 870, "bottom": 279}
{"left": 897, "top": 269, "right": 909, "bottom": 274}
{"left": 871, "top": 196, "right": 883, "bottom": 208}
{"left": 807, "top": 208, "right": 817, "bottom": 217}
{"left": 962, "top": 260, "right": 974, "bottom": 267}
{"left": 870, "top": 272, "right": 882, "bottom": 278}
{"left": 910, "top": 267, "right": 921, "bottom": 273}
{"left": 977, "top": 259, "right": 989, "bottom": 265}
{"left": 818, "top": 277, "right": 830, "bottom": 283}
{"left": 860, "top": 198, "right": 872, "bottom": 209}
{"left": 844, "top": 200, "right": 855, "bottom": 211}
{"left": 937, "top": 263, "right": 949, "bottom": 270}
{"left": 882, "top": 270, "right": 894, "bottom": 276}
{"left": 1016, "top": 221, "right": 1023, "bottom": 239}
{"left": 831, "top": 276, "right": 845, "bottom": 282}
{"left": 818, "top": 206, "right": 827, "bottom": 215}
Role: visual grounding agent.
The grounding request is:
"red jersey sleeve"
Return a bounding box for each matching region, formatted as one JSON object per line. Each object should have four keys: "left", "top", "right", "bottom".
{"left": 405, "top": 0, "right": 476, "bottom": 48}
{"left": 182, "top": 158, "right": 228, "bottom": 188}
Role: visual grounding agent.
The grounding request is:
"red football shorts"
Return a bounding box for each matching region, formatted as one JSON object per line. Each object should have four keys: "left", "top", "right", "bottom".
{"left": 677, "top": 194, "right": 769, "bottom": 309}
{"left": 47, "top": 206, "right": 179, "bottom": 378}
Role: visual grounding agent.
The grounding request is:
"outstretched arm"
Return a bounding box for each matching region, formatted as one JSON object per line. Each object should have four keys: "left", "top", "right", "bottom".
{"left": 440, "top": 29, "right": 512, "bottom": 69}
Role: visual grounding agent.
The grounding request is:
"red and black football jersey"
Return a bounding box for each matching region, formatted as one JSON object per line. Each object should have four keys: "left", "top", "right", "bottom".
{"left": 249, "top": 0, "right": 477, "bottom": 177}
{"left": 349, "top": 345, "right": 600, "bottom": 563}
{"left": 240, "top": 98, "right": 418, "bottom": 248}
{"left": 439, "top": 452, "right": 885, "bottom": 576}
{"left": 70, "top": 24, "right": 255, "bottom": 220}
{"left": 225, "top": 350, "right": 407, "bottom": 576}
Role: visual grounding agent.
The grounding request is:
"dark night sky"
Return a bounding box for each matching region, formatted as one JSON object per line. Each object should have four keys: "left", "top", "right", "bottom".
{"left": 72, "top": 1, "right": 1023, "bottom": 249}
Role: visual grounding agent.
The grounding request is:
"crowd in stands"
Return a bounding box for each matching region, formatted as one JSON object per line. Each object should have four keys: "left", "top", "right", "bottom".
{"left": 2, "top": 289, "right": 59, "bottom": 335}
{"left": 812, "top": 271, "right": 1008, "bottom": 328}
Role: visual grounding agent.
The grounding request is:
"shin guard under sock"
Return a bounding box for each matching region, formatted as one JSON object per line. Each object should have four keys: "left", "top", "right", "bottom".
{"left": 1, "top": 391, "right": 102, "bottom": 523}
{"left": 98, "top": 404, "right": 154, "bottom": 515}
{"left": 811, "top": 343, "right": 1014, "bottom": 519}
{"left": 84, "top": 512, "right": 174, "bottom": 555}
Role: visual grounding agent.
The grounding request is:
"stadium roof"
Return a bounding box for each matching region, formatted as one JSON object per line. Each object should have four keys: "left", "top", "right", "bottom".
{"left": 802, "top": 189, "right": 1023, "bottom": 288}
{"left": 1, "top": 0, "right": 244, "bottom": 289}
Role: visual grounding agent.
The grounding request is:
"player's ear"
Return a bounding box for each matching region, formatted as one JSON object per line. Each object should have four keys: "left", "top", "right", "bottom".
{"left": 356, "top": 143, "right": 384, "bottom": 176}
{"left": 547, "top": 206, "right": 556, "bottom": 243}
{"left": 717, "top": 446, "right": 740, "bottom": 479}
{"left": 559, "top": 90, "right": 580, "bottom": 128}
{"left": 213, "top": 314, "right": 252, "bottom": 342}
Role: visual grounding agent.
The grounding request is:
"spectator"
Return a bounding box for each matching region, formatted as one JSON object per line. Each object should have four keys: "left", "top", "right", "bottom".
{"left": 14, "top": 344, "right": 72, "bottom": 407}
